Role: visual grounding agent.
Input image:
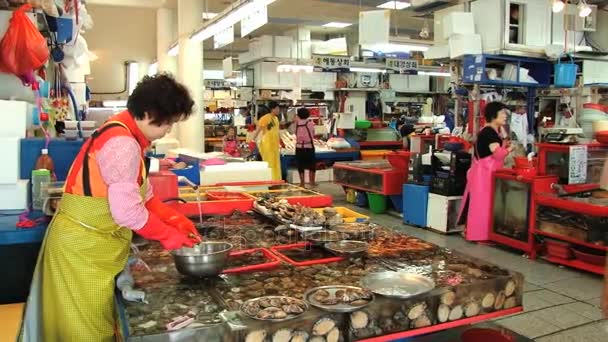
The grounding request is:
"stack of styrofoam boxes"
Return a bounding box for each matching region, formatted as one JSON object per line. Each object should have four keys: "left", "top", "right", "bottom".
{"left": 286, "top": 28, "right": 312, "bottom": 60}
{"left": 0, "top": 100, "right": 30, "bottom": 210}
{"left": 441, "top": 12, "right": 482, "bottom": 59}
{"left": 444, "top": 12, "right": 481, "bottom": 58}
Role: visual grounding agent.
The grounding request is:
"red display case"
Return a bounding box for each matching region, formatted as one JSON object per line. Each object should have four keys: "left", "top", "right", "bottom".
{"left": 489, "top": 170, "right": 558, "bottom": 254}
{"left": 532, "top": 187, "right": 608, "bottom": 275}
{"left": 333, "top": 160, "right": 407, "bottom": 195}
{"left": 536, "top": 143, "right": 608, "bottom": 182}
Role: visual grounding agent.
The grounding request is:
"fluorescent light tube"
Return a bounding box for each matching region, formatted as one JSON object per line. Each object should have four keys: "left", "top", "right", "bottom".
{"left": 350, "top": 67, "right": 386, "bottom": 73}
{"left": 552, "top": 0, "right": 565, "bottom": 13}
{"left": 418, "top": 71, "right": 451, "bottom": 77}
{"left": 127, "top": 62, "right": 139, "bottom": 95}
{"left": 377, "top": 1, "right": 411, "bottom": 10}
{"left": 103, "top": 100, "right": 127, "bottom": 107}
{"left": 322, "top": 22, "right": 352, "bottom": 28}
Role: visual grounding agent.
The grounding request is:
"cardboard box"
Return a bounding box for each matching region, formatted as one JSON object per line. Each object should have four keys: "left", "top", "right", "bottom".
{"left": 0, "top": 179, "right": 29, "bottom": 210}
{"left": 0, "top": 138, "right": 21, "bottom": 184}
{"left": 442, "top": 12, "right": 475, "bottom": 39}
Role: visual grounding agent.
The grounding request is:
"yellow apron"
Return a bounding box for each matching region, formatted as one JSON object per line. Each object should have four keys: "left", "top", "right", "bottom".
{"left": 258, "top": 114, "right": 281, "bottom": 180}
{"left": 19, "top": 139, "right": 147, "bottom": 342}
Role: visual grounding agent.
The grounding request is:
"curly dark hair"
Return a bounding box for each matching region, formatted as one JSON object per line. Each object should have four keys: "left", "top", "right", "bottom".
{"left": 484, "top": 101, "right": 508, "bottom": 122}
{"left": 127, "top": 73, "right": 195, "bottom": 126}
{"left": 297, "top": 107, "right": 310, "bottom": 119}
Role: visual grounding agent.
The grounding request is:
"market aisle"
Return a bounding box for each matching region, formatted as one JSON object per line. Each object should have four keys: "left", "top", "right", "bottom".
{"left": 314, "top": 182, "right": 607, "bottom": 341}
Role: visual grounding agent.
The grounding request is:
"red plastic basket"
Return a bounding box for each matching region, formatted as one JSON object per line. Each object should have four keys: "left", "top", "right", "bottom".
{"left": 514, "top": 157, "right": 537, "bottom": 169}
{"left": 222, "top": 248, "right": 282, "bottom": 274}
{"left": 386, "top": 151, "right": 411, "bottom": 169}
{"left": 270, "top": 242, "right": 344, "bottom": 267}
{"left": 545, "top": 239, "right": 572, "bottom": 260}
{"left": 206, "top": 191, "right": 251, "bottom": 201}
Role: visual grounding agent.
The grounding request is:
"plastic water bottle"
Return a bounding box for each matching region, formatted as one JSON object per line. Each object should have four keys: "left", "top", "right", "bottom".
{"left": 32, "top": 169, "right": 51, "bottom": 210}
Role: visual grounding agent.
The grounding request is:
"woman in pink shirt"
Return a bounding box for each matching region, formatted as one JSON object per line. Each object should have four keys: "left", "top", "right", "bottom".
{"left": 294, "top": 107, "right": 316, "bottom": 187}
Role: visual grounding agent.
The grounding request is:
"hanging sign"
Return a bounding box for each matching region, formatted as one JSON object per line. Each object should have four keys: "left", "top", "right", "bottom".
{"left": 313, "top": 54, "right": 351, "bottom": 71}
{"left": 204, "top": 79, "right": 230, "bottom": 89}
{"left": 386, "top": 58, "right": 418, "bottom": 74}
{"left": 214, "top": 25, "right": 234, "bottom": 49}
{"left": 568, "top": 145, "right": 588, "bottom": 184}
{"left": 241, "top": 1, "right": 268, "bottom": 37}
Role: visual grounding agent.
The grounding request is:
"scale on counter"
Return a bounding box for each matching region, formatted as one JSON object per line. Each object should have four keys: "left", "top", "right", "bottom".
{"left": 542, "top": 127, "right": 583, "bottom": 144}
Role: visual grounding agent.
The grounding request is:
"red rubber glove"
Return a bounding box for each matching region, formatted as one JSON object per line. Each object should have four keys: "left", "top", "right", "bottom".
{"left": 248, "top": 142, "right": 256, "bottom": 151}
{"left": 136, "top": 214, "right": 194, "bottom": 250}
{"left": 146, "top": 196, "right": 201, "bottom": 240}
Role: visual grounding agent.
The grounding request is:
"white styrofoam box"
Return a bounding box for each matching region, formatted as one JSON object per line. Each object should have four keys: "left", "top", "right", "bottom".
{"left": 285, "top": 28, "right": 311, "bottom": 42}
{"left": 287, "top": 168, "right": 333, "bottom": 183}
{"left": 583, "top": 60, "right": 608, "bottom": 85}
{"left": 433, "top": 4, "right": 465, "bottom": 44}
{"left": 0, "top": 138, "right": 20, "bottom": 184}
{"left": 253, "top": 62, "right": 280, "bottom": 88}
{"left": 408, "top": 75, "right": 430, "bottom": 92}
{"left": 424, "top": 45, "right": 449, "bottom": 60}
{"left": 426, "top": 193, "right": 463, "bottom": 233}
{"left": 274, "top": 36, "right": 293, "bottom": 58}
{"left": 201, "top": 168, "right": 272, "bottom": 186}
{"left": 442, "top": 12, "right": 475, "bottom": 39}
{"left": 0, "top": 179, "right": 29, "bottom": 210}
{"left": 250, "top": 35, "right": 273, "bottom": 58}
{"left": 389, "top": 74, "right": 408, "bottom": 92}
{"left": 470, "top": 0, "right": 502, "bottom": 52}
{"left": 448, "top": 34, "right": 482, "bottom": 59}
{"left": 239, "top": 51, "right": 254, "bottom": 65}
{"left": 0, "top": 100, "right": 29, "bottom": 138}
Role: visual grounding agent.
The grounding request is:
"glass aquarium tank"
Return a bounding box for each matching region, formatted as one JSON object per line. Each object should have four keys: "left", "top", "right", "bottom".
{"left": 492, "top": 178, "right": 530, "bottom": 242}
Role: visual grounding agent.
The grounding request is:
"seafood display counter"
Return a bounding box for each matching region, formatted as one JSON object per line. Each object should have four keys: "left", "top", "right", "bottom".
{"left": 121, "top": 211, "right": 523, "bottom": 342}
{"left": 333, "top": 161, "right": 407, "bottom": 196}
{"left": 532, "top": 187, "right": 608, "bottom": 275}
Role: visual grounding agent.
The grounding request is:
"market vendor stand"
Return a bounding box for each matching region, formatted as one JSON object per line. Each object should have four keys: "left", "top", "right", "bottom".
{"left": 280, "top": 149, "right": 360, "bottom": 181}
{"left": 119, "top": 211, "right": 523, "bottom": 342}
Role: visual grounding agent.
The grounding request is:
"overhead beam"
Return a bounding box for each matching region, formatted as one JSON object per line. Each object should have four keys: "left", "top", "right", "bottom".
{"left": 86, "top": 0, "right": 167, "bottom": 8}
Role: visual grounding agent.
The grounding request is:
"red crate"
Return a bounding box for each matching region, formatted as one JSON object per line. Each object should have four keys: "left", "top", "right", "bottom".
{"left": 270, "top": 242, "right": 344, "bottom": 267}
{"left": 223, "top": 248, "right": 282, "bottom": 274}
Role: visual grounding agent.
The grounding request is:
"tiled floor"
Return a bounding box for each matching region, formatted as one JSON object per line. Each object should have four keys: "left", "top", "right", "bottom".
{"left": 314, "top": 182, "right": 607, "bottom": 341}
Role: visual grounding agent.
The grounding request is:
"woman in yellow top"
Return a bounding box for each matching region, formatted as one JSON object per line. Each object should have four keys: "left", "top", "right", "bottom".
{"left": 253, "top": 101, "right": 282, "bottom": 180}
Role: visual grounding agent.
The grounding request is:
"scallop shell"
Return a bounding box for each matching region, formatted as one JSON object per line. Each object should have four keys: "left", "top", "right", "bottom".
{"left": 282, "top": 304, "right": 305, "bottom": 314}
{"left": 350, "top": 310, "right": 369, "bottom": 330}
{"left": 326, "top": 327, "right": 340, "bottom": 342}
{"left": 313, "top": 289, "right": 330, "bottom": 301}
{"left": 245, "top": 329, "right": 267, "bottom": 342}
{"left": 290, "top": 330, "right": 309, "bottom": 342}
{"left": 309, "top": 337, "right": 326, "bottom": 342}
{"left": 313, "top": 317, "right": 336, "bottom": 336}
{"left": 272, "top": 328, "right": 293, "bottom": 342}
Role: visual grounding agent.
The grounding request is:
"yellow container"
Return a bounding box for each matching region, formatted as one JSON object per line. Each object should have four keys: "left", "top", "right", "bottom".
{"left": 360, "top": 150, "right": 391, "bottom": 161}
{"left": 314, "top": 206, "right": 369, "bottom": 223}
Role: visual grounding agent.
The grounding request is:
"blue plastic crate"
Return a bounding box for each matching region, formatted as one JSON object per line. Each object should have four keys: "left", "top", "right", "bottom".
{"left": 403, "top": 183, "right": 429, "bottom": 227}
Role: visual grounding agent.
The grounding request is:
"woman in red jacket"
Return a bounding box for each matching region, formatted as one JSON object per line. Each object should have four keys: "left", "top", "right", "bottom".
{"left": 20, "top": 74, "right": 202, "bottom": 341}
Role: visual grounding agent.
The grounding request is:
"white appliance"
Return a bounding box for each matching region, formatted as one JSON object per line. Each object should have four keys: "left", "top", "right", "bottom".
{"left": 426, "top": 193, "right": 463, "bottom": 234}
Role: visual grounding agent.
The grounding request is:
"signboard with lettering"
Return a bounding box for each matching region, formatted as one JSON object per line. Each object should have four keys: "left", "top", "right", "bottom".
{"left": 313, "top": 54, "right": 351, "bottom": 71}
{"left": 568, "top": 145, "right": 588, "bottom": 184}
{"left": 214, "top": 25, "right": 234, "bottom": 49}
{"left": 241, "top": 1, "right": 268, "bottom": 37}
{"left": 386, "top": 58, "right": 418, "bottom": 74}
{"left": 204, "top": 79, "right": 230, "bottom": 89}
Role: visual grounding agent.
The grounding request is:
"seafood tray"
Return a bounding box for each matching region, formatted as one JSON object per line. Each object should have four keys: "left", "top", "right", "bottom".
{"left": 240, "top": 296, "right": 308, "bottom": 322}
{"left": 313, "top": 206, "right": 370, "bottom": 224}
{"left": 223, "top": 248, "right": 282, "bottom": 274}
{"left": 304, "top": 285, "right": 375, "bottom": 313}
{"left": 270, "top": 242, "right": 345, "bottom": 267}
{"left": 223, "top": 308, "right": 345, "bottom": 342}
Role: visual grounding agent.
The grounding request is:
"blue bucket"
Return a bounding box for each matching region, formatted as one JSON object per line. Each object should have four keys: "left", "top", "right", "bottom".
{"left": 554, "top": 55, "right": 578, "bottom": 88}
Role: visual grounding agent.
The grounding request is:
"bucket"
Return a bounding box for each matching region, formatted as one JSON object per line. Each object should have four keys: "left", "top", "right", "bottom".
{"left": 367, "top": 193, "right": 387, "bottom": 214}
{"left": 356, "top": 191, "right": 368, "bottom": 207}
{"left": 513, "top": 157, "right": 537, "bottom": 169}
{"left": 554, "top": 55, "right": 578, "bottom": 88}
{"left": 462, "top": 328, "right": 515, "bottom": 342}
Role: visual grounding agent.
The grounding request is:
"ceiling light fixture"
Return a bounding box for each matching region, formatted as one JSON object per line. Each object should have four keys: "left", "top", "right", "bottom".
{"left": 191, "top": 0, "right": 276, "bottom": 42}
{"left": 202, "top": 12, "right": 218, "bottom": 20}
{"left": 377, "top": 1, "right": 411, "bottom": 10}
{"left": 167, "top": 44, "right": 179, "bottom": 57}
{"left": 349, "top": 67, "right": 387, "bottom": 73}
{"left": 277, "top": 64, "right": 314, "bottom": 73}
{"left": 322, "top": 22, "right": 352, "bottom": 28}
{"left": 578, "top": 0, "right": 592, "bottom": 17}
{"left": 552, "top": 0, "right": 565, "bottom": 13}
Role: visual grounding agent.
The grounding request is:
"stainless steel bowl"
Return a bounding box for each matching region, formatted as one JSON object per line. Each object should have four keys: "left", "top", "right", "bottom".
{"left": 172, "top": 242, "right": 234, "bottom": 277}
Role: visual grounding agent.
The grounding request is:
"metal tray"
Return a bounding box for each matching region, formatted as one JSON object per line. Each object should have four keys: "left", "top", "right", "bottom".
{"left": 324, "top": 240, "right": 368, "bottom": 257}
{"left": 239, "top": 296, "right": 308, "bottom": 322}
{"left": 360, "top": 271, "right": 435, "bottom": 299}
{"left": 304, "top": 285, "right": 375, "bottom": 313}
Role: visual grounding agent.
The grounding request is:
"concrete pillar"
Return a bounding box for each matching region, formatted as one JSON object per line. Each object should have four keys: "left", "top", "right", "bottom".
{"left": 156, "top": 7, "right": 179, "bottom": 139}
{"left": 177, "top": 0, "right": 204, "bottom": 152}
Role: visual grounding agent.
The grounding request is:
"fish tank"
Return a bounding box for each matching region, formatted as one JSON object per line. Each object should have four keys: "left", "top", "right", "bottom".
{"left": 491, "top": 178, "right": 531, "bottom": 242}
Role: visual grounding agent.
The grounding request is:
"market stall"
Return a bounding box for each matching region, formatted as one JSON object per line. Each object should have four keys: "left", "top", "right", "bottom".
{"left": 120, "top": 211, "right": 523, "bottom": 342}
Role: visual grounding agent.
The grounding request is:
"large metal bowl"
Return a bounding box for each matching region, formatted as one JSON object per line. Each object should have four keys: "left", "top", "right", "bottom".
{"left": 171, "top": 242, "right": 234, "bottom": 277}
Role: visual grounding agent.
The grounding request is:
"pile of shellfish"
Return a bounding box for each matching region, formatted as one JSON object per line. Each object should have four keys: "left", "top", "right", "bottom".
{"left": 310, "top": 287, "right": 373, "bottom": 307}
{"left": 241, "top": 296, "right": 307, "bottom": 321}
{"left": 244, "top": 317, "right": 340, "bottom": 342}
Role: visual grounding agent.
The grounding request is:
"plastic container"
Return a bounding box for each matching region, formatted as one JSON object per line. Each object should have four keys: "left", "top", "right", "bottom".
{"left": 360, "top": 150, "right": 390, "bottom": 161}
{"left": 367, "top": 193, "right": 387, "bottom": 214}
{"left": 462, "top": 328, "right": 515, "bottom": 342}
{"left": 31, "top": 169, "right": 51, "bottom": 210}
{"left": 592, "top": 120, "right": 608, "bottom": 133}
{"left": 513, "top": 156, "right": 537, "bottom": 169}
{"left": 596, "top": 131, "right": 608, "bottom": 144}
{"left": 545, "top": 239, "right": 572, "bottom": 260}
{"left": 312, "top": 207, "right": 369, "bottom": 223}
{"left": 35, "top": 149, "right": 55, "bottom": 180}
{"left": 206, "top": 191, "right": 251, "bottom": 201}
{"left": 571, "top": 247, "right": 606, "bottom": 266}
{"left": 386, "top": 151, "right": 410, "bottom": 169}
{"left": 345, "top": 188, "right": 356, "bottom": 203}
{"left": 354, "top": 120, "right": 372, "bottom": 129}
{"left": 356, "top": 191, "right": 368, "bottom": 207}
{"left": 554, "top": 55, "right": 578, "bottom": 88}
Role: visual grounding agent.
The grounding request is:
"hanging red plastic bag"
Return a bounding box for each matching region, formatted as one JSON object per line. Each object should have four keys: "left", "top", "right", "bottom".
{"left": 0, "top": 4, "right": 49, "bottom": 76}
